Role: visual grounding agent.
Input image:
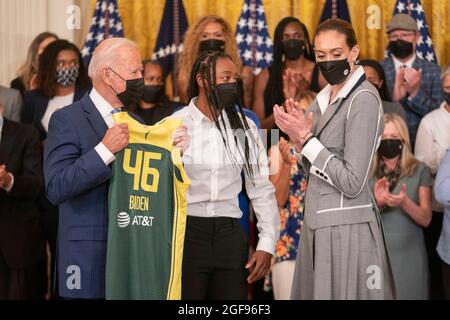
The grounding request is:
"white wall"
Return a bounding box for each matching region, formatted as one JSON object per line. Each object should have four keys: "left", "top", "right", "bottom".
{"left": 0, "top": 0, "right": 91, "bottom": 87}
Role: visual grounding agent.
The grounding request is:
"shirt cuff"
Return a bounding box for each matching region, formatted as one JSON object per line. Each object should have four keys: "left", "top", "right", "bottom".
{"left": 300, "top": 137, "right": 324, "bottom": 164}
{"left": 256, "top": 236, "right": 276, "bottom": 256}
{"left": 95, "top": 142, "right": 116, "bottom": 166}
{"left": 4, "top": 173, "right": 14, "bottom": 192}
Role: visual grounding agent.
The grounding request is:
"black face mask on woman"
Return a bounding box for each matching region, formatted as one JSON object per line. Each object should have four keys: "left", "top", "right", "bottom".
{"left": 199, "top": 39, "right": 225, "bottom": 53}
{"left": 213, "top": 82, "right": 239, "bottom": 110}
{"left": 317, "top": 58, "right": 351, "bottom": 85}
{"left": 282, "top": 39, "right": 306, "bottom": 60}
{"left": 142, "top": 85, "right": 164, "bottom": 104}
{"left": 379, "top": 139, "right": 403, "bottom": 159}
{"left": 388, "top": 39, "right": 414, "bottom": 60}
{"left": 109, "top": 67, "right": 145, "bottom": 107}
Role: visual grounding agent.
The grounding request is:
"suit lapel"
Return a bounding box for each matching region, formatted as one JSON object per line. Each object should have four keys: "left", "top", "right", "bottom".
{"left": 314, "top": 98, "right": 343, "bottom": 137}
{"left": 0, "top": 120, "right": 18, "bottom": 165}
{"left": 81, "top": 95, "right": 108, "bottom": 140}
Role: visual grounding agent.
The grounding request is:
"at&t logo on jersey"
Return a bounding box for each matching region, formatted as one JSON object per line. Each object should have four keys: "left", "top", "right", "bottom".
{"left": 117, "top": 211, "right": 155, "bottom": 228}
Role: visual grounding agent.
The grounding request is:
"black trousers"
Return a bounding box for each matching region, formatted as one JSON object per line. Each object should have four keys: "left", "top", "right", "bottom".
{"left": 424, "top": 211, "right": 444, "bottom": 299}
{"left": 182, "top": 216, "right": 249, "bottom": 300}
{"left": 442, "top": 259, "right": 450, "bottom": 300}
{"left": 0, "top": 252, "right": 42, "bottom": 300}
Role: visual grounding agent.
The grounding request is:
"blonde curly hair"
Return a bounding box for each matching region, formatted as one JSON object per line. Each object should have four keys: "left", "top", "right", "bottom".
{"left": 177, "top": 15, "right": 242, "bottom": 102}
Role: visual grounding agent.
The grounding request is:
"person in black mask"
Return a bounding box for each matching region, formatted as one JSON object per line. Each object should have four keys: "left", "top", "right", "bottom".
{"left": 380, "top": 13, "right": 443, "bottom": 150}
{"left": 130, "top": 60, "right": 181, "bottom": 125}
{"left": 273, "top": 18, "right": 395, "bottom": 299}
{"left": 253, "top": 17, "right": 320, "bottom": 131}
{"left": 177, "top": 15, "right": 253, "bottom": 107}
{"left": 370, "top": 112, "right": 432, "bottom": 299}
{"left": 171, "top": 50, "right": 279, "bottom": 300}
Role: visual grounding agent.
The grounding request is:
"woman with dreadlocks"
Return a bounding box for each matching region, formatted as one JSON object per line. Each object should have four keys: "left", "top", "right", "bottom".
{"left": 253, "top": 17, "right": 324, "bottom": 131}
{"left": 171, "top": 50, "right": 279, "bottom": 299}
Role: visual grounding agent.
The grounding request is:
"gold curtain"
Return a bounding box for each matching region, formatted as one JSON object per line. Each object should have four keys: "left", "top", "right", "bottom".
{"left": 92, "top": 0, "right": 449, "bottom": 66}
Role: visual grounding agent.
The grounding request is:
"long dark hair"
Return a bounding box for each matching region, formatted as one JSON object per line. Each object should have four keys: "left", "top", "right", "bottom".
{"left": 36, "top": 39, "right": 91, "bottom": 98}
{"left": 188, "top": 50, "right": 258, "bottom": 182}
{"left": 358, "top": 59, "right": 392, "bottom": 101}
{"left": 263, "top": 17, "right": 313, "bottom": 117}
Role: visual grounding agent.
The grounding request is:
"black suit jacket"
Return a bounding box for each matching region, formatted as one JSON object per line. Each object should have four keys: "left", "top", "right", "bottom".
{"left": 21, "top": 87, "right": 88, "bottom": 141}
{"left": 0, "top": 119, "right": 45, "bottom": 268}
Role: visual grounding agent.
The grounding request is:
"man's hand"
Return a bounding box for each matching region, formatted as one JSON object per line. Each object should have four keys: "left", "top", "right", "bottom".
{"left": 102, "top": 123, "right": 129, "bottom": 154}
{"left": 403, "top": 67, "right": 422, "bottom": 98}
{"left": 245, "top": 250, "right": 272, "bottom": 284}
{"left": 0, "top": 165, "right": 12, "bottom": 189}
{"left": 172, "top": 125, "right": 189, "bottom": 155}
{"left": 392, "top": 67, "right": 408, "bottom": 102}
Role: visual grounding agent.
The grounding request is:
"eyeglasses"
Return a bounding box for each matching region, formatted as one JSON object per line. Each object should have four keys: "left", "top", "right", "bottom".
{"left": 388, "top": 32, "right": 415, "bottom": 41}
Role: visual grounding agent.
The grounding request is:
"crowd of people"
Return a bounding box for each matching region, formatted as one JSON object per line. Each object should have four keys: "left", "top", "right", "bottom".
{"left": 0, "top": 12, "right": 449, "bottom": 300}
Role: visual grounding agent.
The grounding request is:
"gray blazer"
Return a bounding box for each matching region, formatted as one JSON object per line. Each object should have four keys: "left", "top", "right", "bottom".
{"left": 0, "top": 86, "right": 23, "bottom": 122}
{"left": 299, "top": 72, "right": 384, "bottom": 230}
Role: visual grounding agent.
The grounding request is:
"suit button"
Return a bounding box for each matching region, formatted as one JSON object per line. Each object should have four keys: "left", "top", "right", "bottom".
{"left": 324, "top": 176, "right": 328, "bottom": 180}
{"left": 319, "top": 172, "right": 324, "bottom": 177}
{"left": 316, "top": 170, "right": 320, "bottom": 174}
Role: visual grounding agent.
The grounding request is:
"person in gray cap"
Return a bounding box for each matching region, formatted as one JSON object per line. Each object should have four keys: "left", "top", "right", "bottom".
{"left": 380, "top": 13, "right": 443, "bottom": 151}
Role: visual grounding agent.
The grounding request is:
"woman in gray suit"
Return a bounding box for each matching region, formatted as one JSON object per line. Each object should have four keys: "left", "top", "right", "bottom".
{"left": 273, "top": 18, "right": 396, "bottom": 299}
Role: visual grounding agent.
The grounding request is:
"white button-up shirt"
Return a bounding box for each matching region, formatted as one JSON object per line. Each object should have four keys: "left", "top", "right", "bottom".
{"left": 170, "top": 98, "right": 279, "bottom": 254}
{"left": 90, "top": 88, "right": 116, "bottom": 165}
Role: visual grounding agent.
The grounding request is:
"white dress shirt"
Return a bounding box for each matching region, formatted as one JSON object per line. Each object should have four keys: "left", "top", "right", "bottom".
{"left": 41, "top": 92, "right": 74, "bottom": 132}
{"left": 415, "top": 102, "right": 450, "bottom": 174}
{"left": 392, "top": 54, "right": 416, "bottom": 71}
{"left": 170, "top": 98, "right": 279, "bottom": 255}
{"left": 90, "top": 88, "right": 116, "bottom": 165}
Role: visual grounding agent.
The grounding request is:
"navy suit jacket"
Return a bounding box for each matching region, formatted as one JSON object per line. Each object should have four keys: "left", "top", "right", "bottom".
{"left": 22, "top": 87, "right": 87, "bottom": 141}
{"left": 44, "top": 93, "right": 142, "bottom": 299}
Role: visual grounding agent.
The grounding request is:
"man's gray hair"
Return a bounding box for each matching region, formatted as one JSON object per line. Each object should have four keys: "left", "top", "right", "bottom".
{"left": 88, "top": 37, "right": 139, "bottom": 79}
{"left": 441, "top": 64, "right": 450, "bottom": 82}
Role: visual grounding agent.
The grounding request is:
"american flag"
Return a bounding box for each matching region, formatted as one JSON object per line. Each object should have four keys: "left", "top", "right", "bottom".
{"left": 319, "top": 0, "right": 351, "bottom": 23}
{"left": 81, "top": 0, "right": 124, "bottom": 66}
{"left": 151, "top": 0, "right": 188, "bottom": 97}
{"left": 235, "top": 0, "right": 273, "bottom": 75}
{"left": 389, "top": 0, "right": 437, "bottom": 63}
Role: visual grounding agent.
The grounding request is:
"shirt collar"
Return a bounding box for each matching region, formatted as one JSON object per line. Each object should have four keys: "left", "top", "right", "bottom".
{"left": 392, "top": 54, "right": 416, "bottom": 71}
{"left": 89, "top": 87, "right": 115, "bottom": 118}
{"left": 316, "top": 66, "right": 365, "bottom": 114}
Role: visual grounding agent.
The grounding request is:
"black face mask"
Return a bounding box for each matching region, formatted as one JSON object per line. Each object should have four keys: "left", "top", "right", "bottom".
{"left": 213, "top": 82, "right": 239, "bottom": 110}
{"left": 109, "top": 67, "right": 145, "bottom": 107}
{"left": 317, "top": 59, "right": 351, "bottom": 85}
{"left": 282, "top": 39, "right": 306, "bottom": 61}
{"left": 379, "top": 139, "right": 403, "bottom": 159}
{"left": 388, "top": 39, "right": 414, "bottom": 60}
{"left": 199, "top": 39, "right": 225, "bottom": 53}
{"left": 142, "top": 85, "right": 164, "bottom": 104}
{"left": 444, "top": 91, "right": 450, "bottom": 106}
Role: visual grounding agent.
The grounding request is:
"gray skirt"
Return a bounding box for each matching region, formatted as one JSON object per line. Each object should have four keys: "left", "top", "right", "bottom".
{"left": 290, "top": 211, "right": 396, "bottom": 300}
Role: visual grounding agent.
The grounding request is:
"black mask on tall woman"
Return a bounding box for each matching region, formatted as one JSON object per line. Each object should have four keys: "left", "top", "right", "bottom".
{"left": 199, "top": 39, "right": 225, "bottom": 53}
{"left": 317, "top": 58, "right": 351, "bottom": 85}
{"left": 379, "top": 139, "right": 403, "bottom": 159}
{"left": 388, "top": 39, "right": 414, "bottom": 60}
{"left": 282, "top": 39, "right": 306, "bottom": 60}
{"left": 142, "top": 85, "right": 164, "bottom": 104}
{"left": 109, "top": 67, "right": 145, "bottom": 107}
{"left": 213, "top": 82, "right": 239, "bottom": 110}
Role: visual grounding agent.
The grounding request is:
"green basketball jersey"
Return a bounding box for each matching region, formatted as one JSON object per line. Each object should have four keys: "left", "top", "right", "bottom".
{"left": 106, "top": 112, "right": 189, "bottom": 300}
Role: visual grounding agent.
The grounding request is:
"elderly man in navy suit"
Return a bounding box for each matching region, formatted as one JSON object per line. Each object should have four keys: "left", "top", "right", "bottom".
{"left": 44, "top": 38, "right": 188, "bottom": 299}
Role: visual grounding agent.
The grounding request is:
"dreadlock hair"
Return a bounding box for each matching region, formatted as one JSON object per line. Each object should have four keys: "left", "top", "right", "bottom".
{"left": 263, "top": 17, "right": 313, "bottom": 118}
{"left": 188, "top": 50, "right": 259, "bottom": 183}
